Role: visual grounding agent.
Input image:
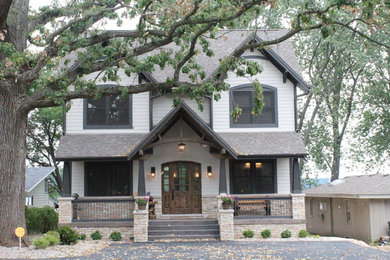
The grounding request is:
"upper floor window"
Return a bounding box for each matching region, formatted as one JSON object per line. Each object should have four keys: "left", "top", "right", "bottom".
{"left": 84, "top": 94, "right": 132, "bottom": 129}
{"left": 230, "top": 84, "right": 277, "bottom": 127}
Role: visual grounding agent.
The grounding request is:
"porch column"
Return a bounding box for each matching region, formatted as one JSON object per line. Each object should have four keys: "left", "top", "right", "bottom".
{"left": 291, "top": 158, "right": 302, "bottom": 193}
{"left": 138, "top": 160, "right": 146, "bottom": 196}
{"left": 218, "top": 158, "right": 227, "bottom": 194}
{"left": 61, "top": 161, "right": 72, "bottom": 197}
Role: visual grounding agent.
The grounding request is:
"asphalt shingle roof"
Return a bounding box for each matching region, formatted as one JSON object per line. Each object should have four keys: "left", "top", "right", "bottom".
{"left": 56, "top": 133, "right": 146, "bottom": 160}
{"left": 304, "top": 174, "right": 390, "bottom": 197}
{"left": 25, "top": 167, "right": 55, "bottom": 192}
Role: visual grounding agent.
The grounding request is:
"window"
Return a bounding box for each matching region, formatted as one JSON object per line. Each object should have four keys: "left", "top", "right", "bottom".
{"left": 44, "top": 178, "right": 49, "bottom": 194}
{"left": 85, "top": 162, "right": 132, "bottom": 196}
{"left": 84, "top": 94, "right": 132, "bottom": 129}
{"left": 231, "top": 160, "right": 276, "bottom": 194}
{"left": 346, "top": 200, "right": 351, "bottom": 223}
{"left": 230, "top": 84, "right": 277, "bottom": 127}
{"left": 309, "top": 198, "right": 313, "bottom": 218}
{"left": 25, "top": 196, "right": 33, "bottom": 206}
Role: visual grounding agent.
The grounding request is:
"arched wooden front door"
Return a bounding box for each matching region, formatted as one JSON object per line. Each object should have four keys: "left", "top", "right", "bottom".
{"left": 161, "top": 161, "right": 202, "bottom": 214}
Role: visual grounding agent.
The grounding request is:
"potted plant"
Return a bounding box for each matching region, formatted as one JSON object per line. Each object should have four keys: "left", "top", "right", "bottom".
{"left": 221, "top": 195, "right": 233, "bottom": 209}
{"left": 136, "top": 197, "right": 148, "bottom": 210}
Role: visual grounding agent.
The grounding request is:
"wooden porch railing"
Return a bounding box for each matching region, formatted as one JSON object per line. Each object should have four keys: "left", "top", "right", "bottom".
{"left": 72, "top": 197, "right": 135, "bottom": 222}
{"left": 233, "top": 196, "right": 292, "bottom": 218}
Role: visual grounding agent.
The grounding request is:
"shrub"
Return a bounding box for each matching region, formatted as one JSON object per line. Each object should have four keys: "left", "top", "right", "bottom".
{"left": 58, "top": 226, "right": 78, "bottom": 245}
{"left": 281, "top": 230, "right": 292, "bottom": 238}
{"left": 243, "top": 230, "right": 254, "bottom": 238}
{"left": 33, "top": 238, "right": 50, "bottom": 249}
{"left": 91, "top": 230, "right": 102, "bottom": 240}
{"left": 110, "top": 231, "right": 122, "bottom": 241}
{"left": 261, "top": 229, "right": 271, "bottom": 239}
{"left": 43, "top": 231, "right": 60, "bottom": 246}
{"left": 298, "top": 229, "right": 308, "bottom": 238}
{"left": 79, "top": 233, "right": 87, "bottom": 240}
{"left": 25, "top": 206, "right": 58, "bottom": 234}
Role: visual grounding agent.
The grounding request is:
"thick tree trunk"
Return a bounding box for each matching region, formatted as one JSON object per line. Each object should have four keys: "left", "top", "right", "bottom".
{"left": 330, "top": 143, "right": 341, "bottom": 182}
{"left": 0, "top": 92, "right": 29, "bottom": 246}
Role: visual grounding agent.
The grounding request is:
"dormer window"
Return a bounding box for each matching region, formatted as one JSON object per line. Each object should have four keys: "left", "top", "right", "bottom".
{"left": 84, "top": 95, "right": 132, "bottom": 129}
{"left": 230, "top": 84, "right": 277, "bottom": 127}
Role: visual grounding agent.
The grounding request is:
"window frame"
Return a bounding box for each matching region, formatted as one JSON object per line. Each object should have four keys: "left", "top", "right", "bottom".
{"left": 229, "top": 84, "right": 278, "bottom": 128}
{"left": 229, "top": 159, "right": 277, "bottom": 194}
{"left": 83, "top": 86, "right": 133, "bottom": 129}
{"left": 346, "top": 200, "right": 351, "bottom": 223}
{"left": 84, "top": 161, "right": 133, "bottom": 197}
{"left": 44, "top": 178, "right": 49, "bottom": 194}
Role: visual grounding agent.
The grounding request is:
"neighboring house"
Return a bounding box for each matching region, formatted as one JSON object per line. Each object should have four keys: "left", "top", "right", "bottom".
{"left": 56, "top": 29, "right": 308, "bottom": 240}
{"left": 25, "top": 167, "right": 55, "bottom": 208}
{"left": 305, "top": 174, "right": 390, "bottom": 243}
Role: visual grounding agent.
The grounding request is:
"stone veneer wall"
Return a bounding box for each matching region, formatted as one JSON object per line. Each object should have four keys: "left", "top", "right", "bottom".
{"left": 291, "top": 194, "right": 305, "bottom": 219}
{"left": 202, "top": 196, "right": 219, "bottom": 218}
{"left": 58, "top": 197, "right": 73, "bottom": 224}
{"left": 234, "top": 223, "right": 306, "bottom": 239}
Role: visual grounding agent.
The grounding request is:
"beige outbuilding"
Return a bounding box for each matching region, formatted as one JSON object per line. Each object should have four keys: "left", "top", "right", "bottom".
{"left": 304, "top": 174, "right": 390, "bottom": 243}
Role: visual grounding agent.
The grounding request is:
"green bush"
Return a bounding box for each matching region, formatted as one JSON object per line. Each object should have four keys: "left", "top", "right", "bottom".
{"left": 243, "top": 230, "right": 254, "bottom": 238}
{"left": 33, "top": 238, "right": 50, "bottom": 249}
{"left": 58, "top": 226, "right": 78, "bottom": 245}
{"left": 91, "top": 230, "right": 102, "bottom": 240}
{"left": 298, "top": 229, "right": 308, "bottom": 238}
{"left": 43, "top": 231, "right": 60, "bottom": 246}
{"left": 25, "top": 206, "right": 58, "bottom": 234}
{"left": 79, "top": 233, "right": 87, "bottom": 240}
{"left": 110, "top": 231, "right": 122, "bottom": 241}
{"left": 281, "top": 230, "right": 292, "bottom": 238}
{"left": 261, "top": 229, "right": 271, "bottom": 239}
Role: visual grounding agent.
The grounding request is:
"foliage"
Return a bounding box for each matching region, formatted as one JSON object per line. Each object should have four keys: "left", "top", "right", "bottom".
{"left": 136, "top": 197, "right": 148, "bottom": 205}
{"left": 281, "top": 230, "right": 291, "bottom": 238}
{"left": 43, "top": 232, "right": 60, "bottom": 246}
{"left": 58, "top": 226, "right": 78, "bottom": 245}
{"left": 78, "top": 233, "right": 87, "bottom": 241}
{"left": 261, "top": 229, "right": 271, "bottom": 238}
{"left": 298, "top": 229, "right": 308, "bottom": 238}
{"left": 91, "top": 230, "right": 102, "bottom": 240}
{"left": 243, "top": 230, "right": 254, "bottom": 238}
{"left": 110, "top": 231, "right": 122, "bottom": 241}
{"left": 220, "top": 195, "right": 233, "bottom": 204}
{"left": 26, "top": 107, "right": 64, "bottom": 197}
{"left": 33, "top": 237, "right": 50, "bottom": 249}
{"left": 25, "top": 206, "right": 58, "bottom": 234}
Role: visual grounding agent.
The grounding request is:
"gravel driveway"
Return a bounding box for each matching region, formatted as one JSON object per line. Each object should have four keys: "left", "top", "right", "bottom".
{"left": 66, "top": 240, "right": 390, "bottom": 260}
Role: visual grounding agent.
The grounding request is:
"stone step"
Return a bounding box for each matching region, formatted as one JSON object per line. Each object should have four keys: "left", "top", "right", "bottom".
{"left": 148, "top": 234, "right": 219, "bottom": 241}
{"left": 148, "top": 229, "right": 220, "bottom": 236}
{"left": 149, "top": 219, "right": 218, "bottom": 226}
{"left": 149, "top": 224, "right": 218, "bottom": 230}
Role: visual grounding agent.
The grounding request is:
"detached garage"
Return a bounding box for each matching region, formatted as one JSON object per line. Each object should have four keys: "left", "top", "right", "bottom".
{"left": 304, "top": 174, "right": 390, "bottom": 243}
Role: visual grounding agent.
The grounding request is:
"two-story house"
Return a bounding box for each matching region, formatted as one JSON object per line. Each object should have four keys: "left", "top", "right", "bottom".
{"left": 56, "top": 29, "right": 308, "bottom": 241}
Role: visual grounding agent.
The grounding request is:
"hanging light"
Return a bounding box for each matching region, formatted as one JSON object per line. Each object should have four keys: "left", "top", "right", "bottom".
{"left": 207, "top": 166, "right": 213, "bottom": 177}
{"left": 150, "top": 167, "right": 156, "bottom": 178}
{"left": 194, "top": 172, "right": 200, "bottom": 178}
{"left": 178, "top": 143, "right": 186, "bottom": 151}
{"left": 255, "top": 162, "right": 262, "bottom": 168}
{"left": 244, "top": 162, "right": 251, "bottom": 169}
{"left": 173, "top": 172, "right": 178, "bottom": 178}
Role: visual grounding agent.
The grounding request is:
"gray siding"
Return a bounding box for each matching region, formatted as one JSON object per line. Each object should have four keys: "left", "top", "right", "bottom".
{"left": 27, "top": 180, "right": 53, "bottom": 208}
{"left": 369, "top": 200, "right": 387, "bottom": 242}
{"left": 305, "top": 197, "right": 333, "bottom": 236}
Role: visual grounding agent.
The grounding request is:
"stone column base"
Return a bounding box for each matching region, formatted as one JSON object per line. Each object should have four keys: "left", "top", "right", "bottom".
{"left": 133, "top": 210, "right": 148, "bottom": 242}
{"left": 58, "top": 197, "right": 73, "bottom": 224}
{"left": 218, "top": 209, "right": 234, "bottom": 241}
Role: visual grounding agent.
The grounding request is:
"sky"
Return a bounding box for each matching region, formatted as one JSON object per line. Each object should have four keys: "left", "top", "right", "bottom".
{"left": 29, "top": 0, "right": 389, "bottom": 180}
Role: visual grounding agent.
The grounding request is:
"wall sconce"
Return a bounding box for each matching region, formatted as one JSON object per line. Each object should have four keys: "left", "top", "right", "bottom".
{"left": 194, "top": 172, "right": 200, "bottom": 178}
{"left": 255, "top": 162, "right": 262, "bottom": 168}
{"left": 178, "top": 142, "right": 186, "bottom": 152}
{"left": 173, "top": 172, "right": 177, "bottom": 178}
{"left": 207, "top": 166, "right": 213, "bottom": 177}
{"left": 150, "top": 167, "right": 156, "bottom": 178}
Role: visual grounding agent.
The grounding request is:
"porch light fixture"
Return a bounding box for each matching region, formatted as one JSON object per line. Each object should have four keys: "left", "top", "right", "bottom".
{"left": 255, "top": 162, "right": 262, "bottom": 168}
{"left": 207, "top": 166, "right": 213, "bottom": 177}
{"left": 178, "top": 142, "right": 186, "bottom": 152}
{"left": 173, "top": 172, "right": 177, "bottom": 178}
{"left": 244, "top": 162, "right": 250, "bottom": 169}
{"left": 150, "top": 167, "right": 156, "bottom": 178}
{"left": 194, "top": 172, "right": 200, "bottom": 178}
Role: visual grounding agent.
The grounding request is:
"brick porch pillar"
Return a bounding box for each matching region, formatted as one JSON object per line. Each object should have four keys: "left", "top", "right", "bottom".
{"left": 58, "top": 197, "right": 73, "bottom": 224}
{"left": 291, "top": 194, "right": 305, "bottom": 219}
{"left": 218, "top": 209, "right": 234, "bottom": 241}
{"left": 133, "top": 210, "right": 148, "bottom": 242}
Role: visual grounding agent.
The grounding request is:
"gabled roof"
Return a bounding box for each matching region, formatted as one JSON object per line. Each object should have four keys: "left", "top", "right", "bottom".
{"left": 25, "top": 167, "right": 55, "bottom": 193}
{"left": 304, "top": 174, "right": 390, "bottom": 198}
{"left": 126, "top": 102, "right": 237, "bottom": 159}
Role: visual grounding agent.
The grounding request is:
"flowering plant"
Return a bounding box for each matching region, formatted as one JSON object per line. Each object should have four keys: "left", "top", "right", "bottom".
{"left": 221, "top": 195, "right": 233, "bottom": 204}
{"left": 136, "top": 197, "right": 149, "bottom": 205}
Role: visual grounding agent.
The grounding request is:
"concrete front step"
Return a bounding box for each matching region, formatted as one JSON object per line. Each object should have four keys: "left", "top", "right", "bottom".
{"left": 149, "top": 220, "right": 218, "bottom": 226}
{"left": 149, "top": 224, "right": 218, "bottom": 230}
{"left": 148, "top": 234, "right": 219, "bottom": 241}
{"left": 149, "top": 229, "right": 220, "bottom": 236}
